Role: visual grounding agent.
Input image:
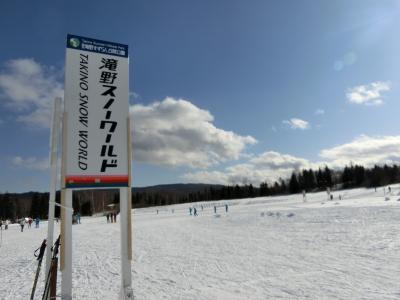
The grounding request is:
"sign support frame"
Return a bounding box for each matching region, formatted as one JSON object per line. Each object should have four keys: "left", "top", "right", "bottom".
{"left": 61, "top": 34, "right": 132, "bottom": 299}
{"left": 60, "top": 111, "right": 73, "bottom": 300}
{"left": 119, "top": 117, "right": 133, "bottom": 299}
{"left": 45, "top": 97, "right": 62, "bottom": 285}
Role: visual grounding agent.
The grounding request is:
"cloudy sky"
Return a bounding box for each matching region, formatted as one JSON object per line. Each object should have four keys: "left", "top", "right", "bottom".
{"left": 1, "top": 0, "right": 400, "bottom": 192}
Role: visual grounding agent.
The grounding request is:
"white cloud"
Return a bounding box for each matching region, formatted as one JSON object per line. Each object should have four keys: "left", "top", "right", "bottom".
{"left": 0, "top": 58, "right": 63, "bottom": 127}
{"left": 315, "top": 109, "right": 325, "bottom": 115}
{"left": 184, "top": 135, "right": 400, "bottom": 186}
{"left": 11, "top": 156, "right": 49, "bottom": 171}
{"left": 250, "top": 151, "right": 310, "bottom": 171}
{"left": 183, "top": 170, "right": 228, "bottom": 185}
{"left": 346, "top": 81, "right": 390, "bottom": 106}
{"left": 283, "top": 118, "right": 310, "bottom": 130}
{"left": 183, "top": 151, "right": 312, "bottom": 186}
{"left": 319, "top": 135, "right": 400, "bottom": 168}
{"left": 0, "top": 59, "right": 257, "bottom": 169}
{"left": 130, "top": 97, "right": 257, "bottom": 168}
{"left": 10, "top": 95, "right": 256, "bottom": 170}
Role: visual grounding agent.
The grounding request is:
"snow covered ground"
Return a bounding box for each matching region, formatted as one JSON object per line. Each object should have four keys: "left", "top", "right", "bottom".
{"left": 1, "top": 185, "right": 400, "bottom": 299}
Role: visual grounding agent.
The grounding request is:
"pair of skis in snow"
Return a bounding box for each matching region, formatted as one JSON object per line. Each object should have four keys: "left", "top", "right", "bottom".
{"left": 30, "top": 235, "right": 60, "bottom": 300}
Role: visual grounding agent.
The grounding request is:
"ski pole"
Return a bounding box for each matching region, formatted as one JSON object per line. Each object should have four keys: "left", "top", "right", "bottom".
{"left": 30, "top": 239, "right": 47, "bottom": 300}
{"left": 42, "top": 235, "right": 60, "bottom": 300}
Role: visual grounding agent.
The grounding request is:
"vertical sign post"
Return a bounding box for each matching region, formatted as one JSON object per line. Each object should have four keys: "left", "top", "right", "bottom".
{"left": 62, "top": 34, "right": 132, "bottom": 299}
{"left": 45, "top": 97, "right": 62, "bottom": 284}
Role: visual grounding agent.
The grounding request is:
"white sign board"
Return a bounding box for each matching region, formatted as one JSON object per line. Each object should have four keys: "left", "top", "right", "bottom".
{"left": 64, "top": 34, "right": 129, "bottom": 189}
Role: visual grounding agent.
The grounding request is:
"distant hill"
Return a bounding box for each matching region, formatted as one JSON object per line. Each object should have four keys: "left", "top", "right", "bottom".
{"left": 132, "top": 183, "right": 223, "bottom": 195}
{"left": 2, "top": 162, "right": 399, "bottom": 220}
{"left": 0, "top": 183, "right": 224, "bottom": 220}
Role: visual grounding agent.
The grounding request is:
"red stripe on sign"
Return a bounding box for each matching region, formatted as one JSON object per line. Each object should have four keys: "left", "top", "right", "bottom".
{"left": 65, "top": 175, "right": 129, "bottom": 184}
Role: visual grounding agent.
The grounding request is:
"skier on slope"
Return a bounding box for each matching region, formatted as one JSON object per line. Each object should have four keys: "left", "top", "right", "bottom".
{"left": 35, "top": 217, "right": 40, "bottom": 228}
{"left": 189, "top": 207, "right": 192, "bottom": 215}
{"left": 193, "top": 207, "right": 198, "bottom": 216}
{"left": 20, "top": 219, "right": 25, "bottom": 232}
{"left": 225, "top": 204, "right": 228, "bottom": 213}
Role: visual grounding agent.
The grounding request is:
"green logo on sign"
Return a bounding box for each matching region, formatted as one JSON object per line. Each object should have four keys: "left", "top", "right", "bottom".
{"left": 69, "top": 38, "right": 80, "bottom": 48}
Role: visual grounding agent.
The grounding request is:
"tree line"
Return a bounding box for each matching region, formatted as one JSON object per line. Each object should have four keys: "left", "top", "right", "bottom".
{"left": 0, "top": 164, "right": 399, "bottom": 220}
{"left": 132, "top": 164, "right": 400, "bottom": 205}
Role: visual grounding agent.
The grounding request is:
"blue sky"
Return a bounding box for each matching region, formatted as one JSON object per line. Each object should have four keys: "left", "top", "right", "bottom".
{"left": 1, "top": 0, "right": 400, "bottom": 192}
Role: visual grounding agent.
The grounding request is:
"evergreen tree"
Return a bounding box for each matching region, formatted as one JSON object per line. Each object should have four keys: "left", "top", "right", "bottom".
{"left": 81, "top": 201, "right": 93, "bottom": 216}
{"left": 316, "top": 168, "right": 324, "bottom": 189}
{"left": 279, "top": 178, "right": 287, "bottom": 194}
{"left": 273, "top": 181, "right": 280, "bottom": 195}
{"left": 3, "top": 193, "right": 16, "bottom": 220}
{"left": 354, "top": 165, "right": 365, "bottom": 186}
{"left": 248, "top": 184, "right": 255, "bottom": 198}
{"left": 342, "top": 166, "right": 352, "bottom": 188}
{"left": 324, "top": 166, "right": 333, "bottom": 188}
{"left": 259, "top": 182, "right": 269, "bottom": 196}
{"left": 234, "top": 185, "right": 241, "bottom": 198}
{"left": 307, "top": 169, "right": 317, "bottom": 190}
{"left": 389, "top": 165, "right": 399, "bottom": 183}
{"left": 289, "top": 172, "right": 300, "bottom": 194}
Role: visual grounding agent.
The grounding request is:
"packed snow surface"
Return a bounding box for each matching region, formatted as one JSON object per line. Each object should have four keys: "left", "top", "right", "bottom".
{"left": 1, "top": 186, "right": 400, "bottom": 299}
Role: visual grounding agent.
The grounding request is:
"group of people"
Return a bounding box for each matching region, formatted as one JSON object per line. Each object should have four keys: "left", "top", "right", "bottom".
{"left": 106, "top": 212, "right": 117, "bottom": 223}
{"left": 0, "top": 219, "right": 10, "bottom": 230}
{"left": 72, "top": 212, "right": 81, "bottom": 224}
{"left": 0, "top": 217, "right": 40, "bottom": 232}
{"left": 20, "top": 217, "right": 40, "bottom": 232}
{"left": 189, "top": 204, "right": 229, "bottom": 216}
{"left": 189, "top": 207, "right": 198, "bottom": 216}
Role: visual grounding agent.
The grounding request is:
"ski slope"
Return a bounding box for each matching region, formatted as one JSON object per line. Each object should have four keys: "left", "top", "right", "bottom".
{"left": 1, "top": 185, "right": 400, "bottom": 299}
